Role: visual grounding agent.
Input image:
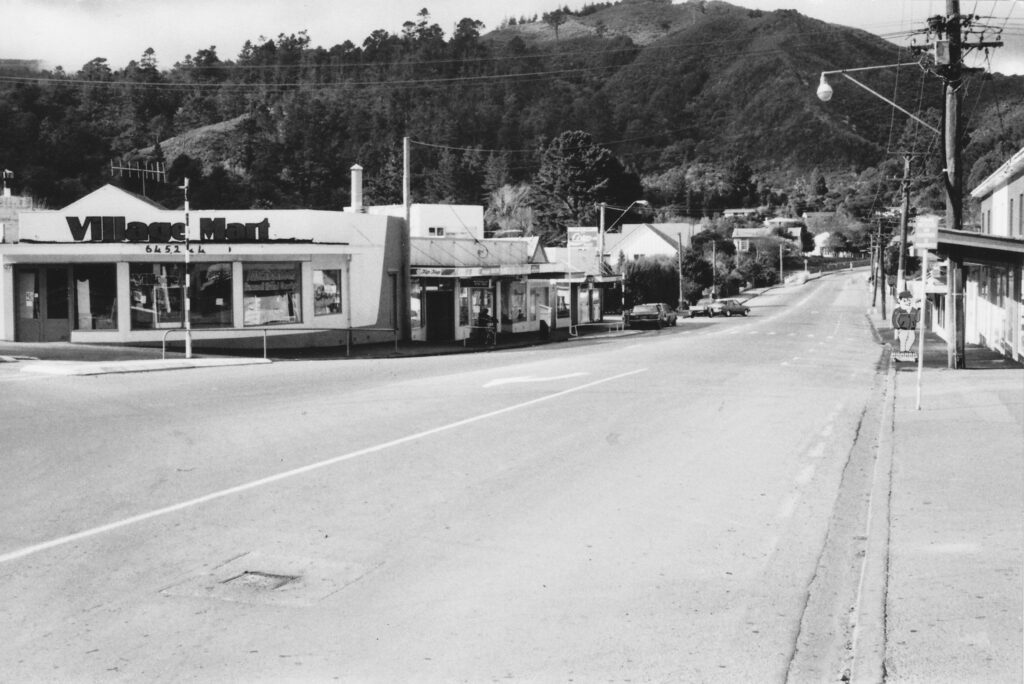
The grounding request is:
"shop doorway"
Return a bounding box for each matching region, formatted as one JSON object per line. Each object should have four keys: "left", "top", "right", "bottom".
{"left": 425, "top": 290, "right": 455, "bottom": 341}
{"left": 14, "top": 266, "right": 71, "bottom": 342}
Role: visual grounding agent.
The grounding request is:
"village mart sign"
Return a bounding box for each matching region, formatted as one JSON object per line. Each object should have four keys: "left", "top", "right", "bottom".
{"left": 66, "top": 216, "right": 271, "bottom": 243}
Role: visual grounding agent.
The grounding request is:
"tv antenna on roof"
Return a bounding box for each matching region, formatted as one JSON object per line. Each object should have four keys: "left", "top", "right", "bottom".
{"left": 109, "top": 159, "right": 167, "bottom": 197}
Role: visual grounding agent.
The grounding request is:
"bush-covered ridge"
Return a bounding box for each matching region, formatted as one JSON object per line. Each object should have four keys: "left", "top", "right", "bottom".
{"left": 0, "top": 0, "right": 1019, "bottom": 231}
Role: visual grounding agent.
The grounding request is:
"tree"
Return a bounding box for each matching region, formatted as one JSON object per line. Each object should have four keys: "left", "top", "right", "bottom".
{"left": 677, "top": 248, "right": 713, "bottom": 303}
{"left": 543, "top": 10, "right": 567, "bottom": 41}
{"left": 485, "top": 184, "right": 534, "bottom": 237}
{"left": 532, "top": 130, "right": 641, "bottom": 245}
{"left": 624, "top": 255, "right": 680, "bottom": 307}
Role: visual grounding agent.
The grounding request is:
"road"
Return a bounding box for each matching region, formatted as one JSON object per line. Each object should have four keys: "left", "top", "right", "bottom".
{"left": 0, "top": 271, "right": 888, "bottom": 683}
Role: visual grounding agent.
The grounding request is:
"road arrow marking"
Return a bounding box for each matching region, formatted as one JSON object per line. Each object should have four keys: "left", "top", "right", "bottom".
{"left": 483, "top": 372, "right": 587, "bottom": 388}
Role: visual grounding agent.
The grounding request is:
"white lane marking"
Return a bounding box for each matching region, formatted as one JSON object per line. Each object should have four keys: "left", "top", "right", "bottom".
{"left": 777, "top": 493, "right": 800, "bottom": 519}
{"left": 0, "top": 368, "right": 647, "bottom": 565}
{"left": 483, "top": 372, "right": 587, "bottom": 388}
{"left": 795, "top": 465, "right": 816, "bottom": 486}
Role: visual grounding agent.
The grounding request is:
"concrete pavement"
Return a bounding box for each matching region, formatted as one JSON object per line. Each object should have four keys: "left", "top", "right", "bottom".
{"left": 868, "top": 312, "right": 1023, "bottom": 683}
{"left": 4, "top": 279, "right": 1022, "bottom": 681}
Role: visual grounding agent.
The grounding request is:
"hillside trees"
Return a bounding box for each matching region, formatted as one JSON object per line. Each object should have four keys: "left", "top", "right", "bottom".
{"left": 0, "top": 3, "right": 1019, "bottom": 221}
{"left": 532, "top": 130, "right": 642, "bottom": 245}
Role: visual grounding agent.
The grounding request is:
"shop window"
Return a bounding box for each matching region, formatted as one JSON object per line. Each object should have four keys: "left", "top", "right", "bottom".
{"left": 244, "top": 262, "right": 301, "bottom": 326}
{"left": 74, "top": 264, "right": 117, "bottom": 330}
{"left": 530, "top": 285, "right": 549, "bottom": 322}
{"left": 460, "top": 288, "right": 493, "bottom": 326}
{"left": 503, "top": 282, "right": 528, "bottom": 325}
{"left": 130, "top": 264, "right": 184, "bottom": 329}
{"left": 313, "top": 269, "right": 342, "bottom": 316}
{"left": 410, "top": 280, "right": 423, "bottom": 328}
{"left": 428, "top": 226, "right": 445, "bottom": 236}
{"left": 191, "top": 263, "right": 233, "bottom": 328}
{"left": 556, "top": 286, "right": 570, "bottom": 319}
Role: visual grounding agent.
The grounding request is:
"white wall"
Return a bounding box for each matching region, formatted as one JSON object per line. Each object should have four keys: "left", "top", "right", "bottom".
{"left": 369, "top": 204, "right": 484, "bottom": 240}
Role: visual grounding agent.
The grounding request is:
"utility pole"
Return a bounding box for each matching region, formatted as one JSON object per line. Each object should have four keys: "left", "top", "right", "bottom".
{"left": 878, "top": 219, "right": 887, "bottom": 320}
{"left": 870, "top": 238, "right": 879, "bottom": 308}
{"left": 941, "top": 0, "right": 966, "bottom": 368}
{"left": 896, "top": 155, "right": 913, "bottom": 293}
{"left": 778, "top": 243, "right": 784, "bottom": 285}
{"left": 180, "top": 178, "right": 192, "bottom": 359}
{"left": 677, "top": 233, "right": 685, "bottom": 308}
{"left": 928, "top": 0, "right": 999, "bottom": 367}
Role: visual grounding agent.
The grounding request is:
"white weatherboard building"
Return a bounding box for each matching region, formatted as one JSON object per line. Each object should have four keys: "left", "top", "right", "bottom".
{"left": 958, "top": 145, "right": 1024, "bottom": 361}
{"left": 0, "top": 185, "right": 405, "bottom": 349}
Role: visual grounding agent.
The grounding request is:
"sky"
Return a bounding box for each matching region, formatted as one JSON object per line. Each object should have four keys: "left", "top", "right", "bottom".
{"left": 3, "top": 0, "right": 1022, "bottom": 75}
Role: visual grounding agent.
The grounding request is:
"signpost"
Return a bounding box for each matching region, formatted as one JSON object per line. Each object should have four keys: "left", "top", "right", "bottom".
{"left": 911, "top": 221, "right": 938, "bottom": 410}
{"left": 566, "top": 227, "right": 599, "bottom": 337}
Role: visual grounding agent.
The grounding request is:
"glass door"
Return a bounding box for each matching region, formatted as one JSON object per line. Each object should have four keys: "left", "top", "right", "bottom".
{"left": 14, "top": 266, "right": 71, "bottom": 342}
{"left": 15, "top": 268, "right": 40, "bottom": 342}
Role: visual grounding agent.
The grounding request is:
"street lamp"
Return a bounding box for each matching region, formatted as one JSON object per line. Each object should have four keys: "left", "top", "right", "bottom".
{"left": 816, "top": 64, "right": 940, "bottom": 135}
{"left": 599, "top": 199, "right": 649, "bottom": 266}
{"left": 816, "top": 61, "right": 941, "bottom": 324}
{"left": 599, "top": 199, "right": 649, "bottom": 311}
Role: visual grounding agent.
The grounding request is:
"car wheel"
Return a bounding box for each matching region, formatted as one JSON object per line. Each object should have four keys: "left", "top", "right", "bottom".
{"left": 707, "top": 310, "right": 713, "bottom": 318}
{"left": 742, "top": 311, "right": 748, "bottom": 317}
{"left": 725, "top": 310, "right": 732, "bottom": 317}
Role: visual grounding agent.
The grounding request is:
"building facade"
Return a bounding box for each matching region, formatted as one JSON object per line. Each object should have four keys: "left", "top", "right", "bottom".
{"left": 957, "top": 146, "right": 1024, "bottom": 361}
{"left": 0, "top": 185, "right": 405, "bottom": 350}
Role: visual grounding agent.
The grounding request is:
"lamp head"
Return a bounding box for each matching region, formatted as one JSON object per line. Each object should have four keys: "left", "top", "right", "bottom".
{"left": 635, "top": 200, "right": 650, "bottom": 206}
{"left": 816, "top": 74, "right": 833, "bottom": 102}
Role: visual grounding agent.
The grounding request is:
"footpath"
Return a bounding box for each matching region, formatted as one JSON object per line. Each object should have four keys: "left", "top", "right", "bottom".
{"left": 866, "top": 310, "right": 1023, "bottom": 683}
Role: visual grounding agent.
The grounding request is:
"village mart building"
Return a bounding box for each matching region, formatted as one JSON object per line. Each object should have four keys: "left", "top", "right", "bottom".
{"left": 0, "top": 184, "right": 573, "bottom": 349}
{"left": 0, "top": 185, "right": 406, "bottom": 349}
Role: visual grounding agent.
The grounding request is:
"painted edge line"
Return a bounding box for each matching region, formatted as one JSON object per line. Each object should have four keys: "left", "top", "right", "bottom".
{"left": 0, "top": 368, "right": 648, "bottom": 565}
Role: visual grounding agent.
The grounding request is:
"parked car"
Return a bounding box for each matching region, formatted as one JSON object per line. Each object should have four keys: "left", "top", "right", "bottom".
{"left": 711, "top": 299, "right": 751, "bottom": 317}
{"left": 689, "top": 298, "right": 751, "bottom": 317}
{"left": 624, "top": 302, "right": 677, "bottom": 328}
{"left": 689, "top": 298, "right": 716, "bottom": 317}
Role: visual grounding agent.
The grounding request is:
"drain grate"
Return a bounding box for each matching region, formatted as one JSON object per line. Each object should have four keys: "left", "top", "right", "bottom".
{"left": 222, "top": 571, "right": 298, "bottom": 591}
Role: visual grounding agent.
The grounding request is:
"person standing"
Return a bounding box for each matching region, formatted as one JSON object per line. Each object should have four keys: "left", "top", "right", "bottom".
{"left": 891, "top": 290, "right": 921, "bottom": 357}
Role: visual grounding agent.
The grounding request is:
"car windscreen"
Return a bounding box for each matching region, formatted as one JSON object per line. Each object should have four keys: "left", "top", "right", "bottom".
{"left": 632, "top": 304, "right": 658, "bottom": 313}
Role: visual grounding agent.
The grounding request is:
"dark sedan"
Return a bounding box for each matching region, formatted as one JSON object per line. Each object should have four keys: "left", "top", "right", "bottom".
{"left": 624, "top": 303, "right": 678, "bottom": 328}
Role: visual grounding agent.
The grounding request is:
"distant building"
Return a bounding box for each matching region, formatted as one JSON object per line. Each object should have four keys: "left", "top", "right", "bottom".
{"left": 603, "top": 222, "right": 702, "bottom": 263}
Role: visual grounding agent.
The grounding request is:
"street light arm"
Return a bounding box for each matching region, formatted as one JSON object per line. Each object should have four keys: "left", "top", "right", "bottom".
{"left": 834, "top": 73, "right": 941, "bottom": 135}
{"left": 604, "top": 199, "right": 649, "bottom": 233}
{"left": 816, "top": 61, "right": 940, "bottom": 135}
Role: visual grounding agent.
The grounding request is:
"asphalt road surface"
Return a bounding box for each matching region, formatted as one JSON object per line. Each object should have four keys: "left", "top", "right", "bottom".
{"left": 0, "top": 271, "right": 887, "bottom": 683}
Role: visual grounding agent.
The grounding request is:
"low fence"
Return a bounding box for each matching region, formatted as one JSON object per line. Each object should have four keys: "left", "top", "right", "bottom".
{"left": 162, "top": 326, "right": 399, "bottom": 360}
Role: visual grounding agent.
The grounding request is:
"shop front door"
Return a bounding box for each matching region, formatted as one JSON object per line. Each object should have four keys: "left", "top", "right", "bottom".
{"left": 15, "top": 266, "right": 71, "bottom": 342}
{"left": 425, "top": 290, "right": 455, "bottom": 341}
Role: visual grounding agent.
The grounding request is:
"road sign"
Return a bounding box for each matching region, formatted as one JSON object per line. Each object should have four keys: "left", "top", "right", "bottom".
{"left": 912, "top": 218, "right": 939, "bottom": 250}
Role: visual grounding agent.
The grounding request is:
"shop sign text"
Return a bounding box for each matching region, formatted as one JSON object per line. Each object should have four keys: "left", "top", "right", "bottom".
{"left": 66, "top": 216, "right": 271, "bottom": 243}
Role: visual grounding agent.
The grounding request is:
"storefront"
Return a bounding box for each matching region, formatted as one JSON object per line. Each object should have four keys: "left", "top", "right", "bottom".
{"left": 918, "top": 230, "right": 1024, "bottom": 363}
{"left": 408, "top": 234, "right": 564, "bottom": 343}
{"left": 409, "top": 266, "right": 562, "bottom": 343}
{"left": 0, "top": 185, "right": 406, "bottom": 349}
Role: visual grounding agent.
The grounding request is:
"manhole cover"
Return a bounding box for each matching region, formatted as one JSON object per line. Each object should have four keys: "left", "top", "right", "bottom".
{"left": 222, "top": 571, "right": 298, "bottom": 591}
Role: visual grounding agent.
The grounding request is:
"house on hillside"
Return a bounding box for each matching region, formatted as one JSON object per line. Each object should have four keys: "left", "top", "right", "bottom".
{"left": 732, "top": 226, "right": 787, "bottom": 253}
{"left": 723, "top": 208, "right": 760, "bottom": 220}
{"left": 603, "top": 221, "right": 702, "bottom": 264}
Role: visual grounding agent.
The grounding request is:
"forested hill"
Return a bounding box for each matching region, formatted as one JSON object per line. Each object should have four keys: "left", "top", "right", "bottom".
{"left": 0, "top": 0, "right": 1021, "bottom": 229}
